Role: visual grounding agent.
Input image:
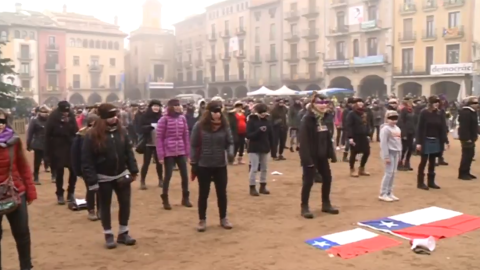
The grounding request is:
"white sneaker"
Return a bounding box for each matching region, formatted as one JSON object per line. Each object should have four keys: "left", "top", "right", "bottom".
{"left": 378, "top": 195, "right": 393, "bottom": 202}
{"left": 336, "top": 146, "right": 340, "bottom": 150}
{"left": 389, "top": 194, "right": 399, "bottom": 201}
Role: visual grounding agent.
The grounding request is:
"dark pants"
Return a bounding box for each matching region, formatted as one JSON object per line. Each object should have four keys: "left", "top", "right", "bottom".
{"left": 163, "top": 156, "right": 189, "bottom": 195}
{"left": 401, "top": 134, "right": 414, "bottom": 165}
{"left": 234, "top": 134, "right": 246, "bottom": 157}
{"left": 55, "top": 166, "right": 77, "bottom": 196}
{"left": 459, "top": 143, "right": 475, "bottom": 176}
{"left": 418, "top": 154, "right": 438, "bottom": 174}
{"left": 370, "top": 126, "right": 380, "bottom": 142}
{"left": 197, "top": 166, "right": 228, "bottom": 220}
{"left": 349, "top": 148, "right": 370, "bottom": 169}
{"left": 84, "top": 181, "right": 99, "bottom": 212}
{"left": 301, "top": 159, "right": 332, "bottom": 206}
{"left": 271, "top": 126, "right": 286, "bottom": 158}
{"left": 0, "top": 195, "right": 32, "bottom": 270}
{"left": 98, "top": 180, "right": 131, "bottom": 231}
{"left": 141, "top": 146, "right": 163, "bottom": 181}
{"left": 335, "top": 127, "right": 343, "bottom": 147}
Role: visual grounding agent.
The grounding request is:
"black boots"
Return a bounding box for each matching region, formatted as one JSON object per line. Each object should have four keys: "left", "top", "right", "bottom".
{"left": 33, "top": 173, "right": 41, "bottom": 185}
{"left": 249, "top": 185, "right": 259, "bottom": 196}
{"left": 301, "top": 204, "right": 314, "bottom": 219}
{"left": 427, "top": 173, "right": 440, "bottom": 189}
{"left": 417, "top": 173, "right": 428, "bottom": 190}
{"left": 160, "top": 194, "right": 172, "bottom": 210}
{"left": 436, "top": 157, "right": 448, "bottom": 166}
{"left": 158, "top": 178, "right": 164, "bottom": 188}
{"left": 140, "top": 178, "right": 147, "bottom": 190}
{"left": 182, "top": 191, "right": 193, "bottom": 207}
{"left": 259, "top": 183, "right": 270, "bottom": 194}
{"left": 322, "top": 201, "right": 340, "bottom": 214}
{"left": 67, "top": 193, "right": 75, "bottom": 203}
{"left": 342, "top": 152, "right": 348, "bottom": 162}
{"left": 117, "top": 231, "right": 136, "bottom": 246}
{"left": 57, "top": 195, "right": 65, "bottom": 205}
{"left": 105, "top": 234, "right": 116, "bottom": 249}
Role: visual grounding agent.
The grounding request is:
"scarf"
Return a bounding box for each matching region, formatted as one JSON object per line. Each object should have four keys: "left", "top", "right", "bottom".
{"left": 61, "top": 115, "right": 70, "bottom": 122}
{"left": 354, "top": 107, "right": 367, "bottom": 125}
{"left": 312, "top": 109, "right": 325, "bottom": 126}
{"left": 0, "top": 127, "right": 14, "bottom": 144}
{"left": 404, "top": 106, "right": 413, "bottom": 113}
{"left": 106, "top": 125, "right": 118, "bottom": 132}
{"left": 211, "top": 119, "right": 222, "bottom": 131}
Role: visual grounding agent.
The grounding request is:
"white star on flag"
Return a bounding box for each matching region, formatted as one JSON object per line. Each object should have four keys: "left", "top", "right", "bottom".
{"left": 312, "top": 241, "right": 330, "bottom": 247}
{"left": 380, "top": 221, "right": 398, "bottom": 228}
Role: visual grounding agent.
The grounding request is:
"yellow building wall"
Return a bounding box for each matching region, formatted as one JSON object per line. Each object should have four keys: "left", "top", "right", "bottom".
{"left": 1, "top": 30, "right": 15, "bottom": 64}
{"left": 393, "top": 0, "right": 473, "bottom": 72}
{"left": 65, "top": 32, "right": 125, "bottom": 90}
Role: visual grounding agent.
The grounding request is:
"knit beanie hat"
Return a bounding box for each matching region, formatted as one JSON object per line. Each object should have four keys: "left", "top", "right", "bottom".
{"left": 149, "top": 99, "right": 162, "bottom": 107}
{"left": 97, "top": 103, "right": 118, "bottom": 119}
{"left": 58, "top": 101, "right": 70, "bottom": 112}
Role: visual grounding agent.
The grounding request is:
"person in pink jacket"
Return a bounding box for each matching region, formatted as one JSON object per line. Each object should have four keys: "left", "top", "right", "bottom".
{"left": 334, "top": 103, "right": 345, "bottom": 149}
{"left": 156, "top": 98, "right": 192, "bottom": 210}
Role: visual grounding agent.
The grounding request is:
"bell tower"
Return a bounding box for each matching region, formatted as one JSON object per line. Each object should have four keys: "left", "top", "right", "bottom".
{"left": 142, "top": 0, "right": 161, "bottom": 28}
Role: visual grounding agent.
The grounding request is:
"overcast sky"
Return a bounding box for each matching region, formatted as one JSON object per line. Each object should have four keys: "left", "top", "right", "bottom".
{"left": 1, "top": 0, "right": 220, "bottom": 33}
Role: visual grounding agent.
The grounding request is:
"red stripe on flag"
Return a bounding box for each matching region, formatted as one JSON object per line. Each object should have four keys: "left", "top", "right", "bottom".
{"left": 327, "top": 236, "right": 401, "bottom": 259}
{"left": 392, "top": 214, "right": 480, "bottom": 240}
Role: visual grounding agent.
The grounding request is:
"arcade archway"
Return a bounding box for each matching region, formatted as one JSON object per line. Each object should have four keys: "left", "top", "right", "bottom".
{"left": 221, "top": 86, "right": 233, "bottom": 99}
{"left": 106, "top": 93, "right": 119, "bottom": 102}
{"left": 305, "top": 84, "right": 321, "bottom": 91}
{"left": 208, "top": 87, "right": 219, "bottom": 97}
{"left": 87, "top": 93, "right": 102, "bottom": 104}
{"left": 328, "top": 76, "right": 353, "bottom": 90}
{"left": 397, "top": 82, "right": 422, "bottom": 98}
{"left": 360, "top": 75, "right": 386, "bottom": 98}
{"left": 431, "top": 81, "right": 460, "bottom": 101}
{"left": 69, "top": 93, "right": 85, "bottom": 105}
{"left": 235, "top": 85, "right": 248, "bottom": 98}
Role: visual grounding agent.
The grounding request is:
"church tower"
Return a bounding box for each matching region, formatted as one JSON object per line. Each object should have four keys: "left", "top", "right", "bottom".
{"left": 142, "top": 0, "right": 161, "bottom": 28}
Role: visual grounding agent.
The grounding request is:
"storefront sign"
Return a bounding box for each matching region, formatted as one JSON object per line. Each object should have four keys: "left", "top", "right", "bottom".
{"left": 430, "top": 63, "right": 473, "bottom": 75}
{"left": 324, "top": 60, "right": 350, "bottom": 68}
{"left": 353, "top": 55, "right": 384, "bottom": 65}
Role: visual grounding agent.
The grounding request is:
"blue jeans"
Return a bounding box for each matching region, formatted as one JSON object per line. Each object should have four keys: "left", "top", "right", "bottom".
{"left": 0, "top": 195, "right": 32, "bottom": 270}
{"left": 380, "top": 151, "right": 400, "bottom": 196}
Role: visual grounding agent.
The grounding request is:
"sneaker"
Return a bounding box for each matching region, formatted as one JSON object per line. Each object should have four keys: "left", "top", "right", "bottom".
{"left": 378, "top": 195, "right": 393, "bottom": 202}
{"left": 389, "top": 194, "right": 399, "bottom": 201}
{"left": 336, "top": 146, "right": 340, "bottom": 151}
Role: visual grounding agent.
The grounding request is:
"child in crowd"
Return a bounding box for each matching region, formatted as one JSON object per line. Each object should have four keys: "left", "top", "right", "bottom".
{"left": 378, "top": 110, "right": 402, "bottom": 202}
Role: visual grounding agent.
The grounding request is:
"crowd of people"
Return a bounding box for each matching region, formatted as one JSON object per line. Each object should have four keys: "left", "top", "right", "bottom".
{"left": 0, "top": 91, "right": 478, "bottom": 269}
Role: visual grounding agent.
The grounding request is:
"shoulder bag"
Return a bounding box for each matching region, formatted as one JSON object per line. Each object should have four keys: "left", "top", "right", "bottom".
{"left": 0, "top": 146, "right": 22, "bottom": 215}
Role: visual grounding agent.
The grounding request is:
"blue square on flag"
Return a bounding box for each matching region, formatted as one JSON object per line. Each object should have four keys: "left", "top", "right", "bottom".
{"left": 305, "top": 237, "right": 339, "bottom": 250}
{"left": 358, "top": 217, "right": 414, "bottom": 232}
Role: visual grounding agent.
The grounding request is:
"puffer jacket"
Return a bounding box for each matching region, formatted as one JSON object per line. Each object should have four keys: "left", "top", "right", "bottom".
{"left": 27, "top": 116, "right": 48, "bottom": 151}
{"left": 0, "top": 135, "right": 37, "bottom": 202}
{"left": 156, "top": 114, "right": 190, "bottom": 160}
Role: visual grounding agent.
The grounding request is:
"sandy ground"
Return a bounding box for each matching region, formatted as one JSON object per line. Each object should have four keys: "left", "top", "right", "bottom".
{"left": 2, "top": 135, "right": 480, "bottom": 270}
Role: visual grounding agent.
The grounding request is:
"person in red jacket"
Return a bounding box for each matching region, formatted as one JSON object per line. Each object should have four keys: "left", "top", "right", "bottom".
{"left": 0, "top": 109, "right": 37, "bottom": 270}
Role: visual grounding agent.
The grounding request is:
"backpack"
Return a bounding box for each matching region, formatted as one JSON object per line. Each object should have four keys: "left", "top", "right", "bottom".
{"left": 0, "top": 146, "right": 22, "bottom": 215}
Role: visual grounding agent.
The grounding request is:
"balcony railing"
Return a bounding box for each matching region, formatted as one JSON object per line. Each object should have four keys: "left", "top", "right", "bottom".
{"left": 220, "top": 30, "right": 231, "bottom": 39}
{"left": 423, "top": 0, "right": 438, "bottom": 11}
{"left": 301, "top": 6, "right": 319, "bottom": 17}
{"left": 361, "top": 20, "right": 382, "bottom": 31}
{"left": 324, "top": 59, "right": 350, "bottom": 68}
{"left": 185, "top": 43, "right": 192, "bottom": 51}
{"left": 17, "top": 52, "right": 34, "bottom": 61}
{"left": 195, "top": 41, "right": 203, "bottom": 48}
{"left": 393, "top": 66, "right": 431, "bottom": 76}
{"left": 422, "top": 29, "right": 437, "bottom": 41}
{"left": 236, "top": 27, "right": 246, "bottom": 35}
{"left": 442, "top": 25, "right": 464, "bottom": 39}
{"left": 235, "top": 50, "right": 246, "bottom": 59}
{"left": 206, "top": 54, "right": 216, "bottom": 63}
{"left": 42, "top": 86, "right": 61, "bottom": 92}
{"left": 207, "top": 33, "right": 217, "bottom": 41}
{"left": 399, "top": 3, "right": 417, "bottom": 15}
{"left": 18, "top": 70, "right": 33, "bottom": 78}
{"left": 284, "top": 31, "right": 300, "bottom": 41}
{"left": 183, "top": 60, "right": 193, "bottom": 68}
{"left": 265, "top": 53, "right": 278, "bottom": 62}
{"left": 302, "top": 51, "right": 319, "bottom": 61}
{"left": 302, "top": 28, "right": 319, "bottom": 39}
{"left": 88, "top": 64, "right": 103, "bottom": 72}
{"left": 45, "top": 63, "right": 60, "bottom": 71}
{"left": 443, "top": 0, "right": 465, "bottom": 9}
{"left": 398, "top": 31, "right": 417, "bottom": 43}
{"left": 211, "top": 74, "right": 246, "bottom": 83}
{"left": 282, "top": 72, "right": 322, "bottom": 81}
{"left": 327, "top": 25, "right": 349, "bottom": 36}
{"left": 46, "top": 43, "right": 59, "bottom": 51}
{"left": 220, "top": 52, "right": 231, "bottom": 60}
{"left": 331, "top": 0, "right": 348, "bottom": 8}
{"left": 284, "top": 53, "right": 299, "bottom": 62}
{"left": 195, "top": 59, "right": 203, "bottom": 68}
{"left": 284, "top": 10, "right": 299, "bottom": 21}
{"left": 250, "top": 56, "right": 262, "bottom": 64}
{"left": 175, "top": 80, "right": 204, "bottom": 87}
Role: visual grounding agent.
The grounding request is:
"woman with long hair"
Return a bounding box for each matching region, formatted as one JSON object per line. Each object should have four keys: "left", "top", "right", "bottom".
{"left": 298, "top": 94, "right": 339, "bottom": 218}
{"left": 156, "top": 98, "right": 192, "bottom": 210}
{"left": 139, "top": 100, "right": 163, "bottom": 190}
{"left": 397, "top": 97, "right": 416, "bottom": 171}
{"left": 0, "top": 109, "right": 37, "bottom": 270}
{"left": 415, "top": 96, "right": 448, "bottom": 190}
{"left": 81, "top": 103, "right": 139, "bottom": 249}
{"left": 346, "top": 98, "right": 372, "bottom": 177}
{"left": 190, "top": 101, "right": 234, "bottom": 232}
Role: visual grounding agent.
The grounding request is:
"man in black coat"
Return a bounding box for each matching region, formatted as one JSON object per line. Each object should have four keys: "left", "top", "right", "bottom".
{"left": 45, "top": 101, "right": 79, "bottom": 204}
{"left": 457, "top": 96, "right": 479, "bottom": 180}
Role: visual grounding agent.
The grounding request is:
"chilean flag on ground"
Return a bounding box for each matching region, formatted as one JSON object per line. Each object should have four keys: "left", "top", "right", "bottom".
{"left": 305, "top": 228, "right": 401, "bottom": 259}
{"left": 358, "top": 206, "right": 480, "bottom": 240}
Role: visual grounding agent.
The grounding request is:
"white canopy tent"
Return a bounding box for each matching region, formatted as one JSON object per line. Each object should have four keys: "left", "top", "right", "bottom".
{"left": 247, "top": 86, "right": 275, "bottom": 96}
{"left": 270, "top": 85, "right": 298, "bottom": 96}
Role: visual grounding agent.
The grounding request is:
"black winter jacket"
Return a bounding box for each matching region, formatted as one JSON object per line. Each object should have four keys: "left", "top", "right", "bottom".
{"left": 298, "top": 111, "right": 335, "bottom": 166}
{"left": 398, "top": 107, "right": 416, "bottom": 136}
{"left": 458, "top": 106, "right": 478, "bottom": 142}
{"left": 27, "top": 116, "right": 48, "bottom": 151}
{"left": 246, "top": 114, "right": 274, "bottom": 154}
{"left": 81, "top": 129, "right": 139, "bottom": 187}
